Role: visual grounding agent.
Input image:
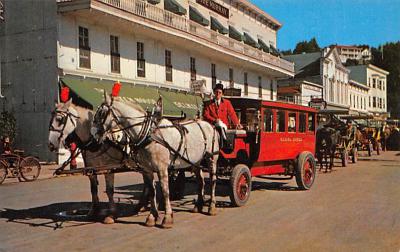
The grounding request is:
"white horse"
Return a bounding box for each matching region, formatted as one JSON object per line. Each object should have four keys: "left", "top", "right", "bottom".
{"left": 91, "top": 93, "right": 219, "bottom": 228}
{"left": 48, "top": 100, "right": 145, "bottom": 224}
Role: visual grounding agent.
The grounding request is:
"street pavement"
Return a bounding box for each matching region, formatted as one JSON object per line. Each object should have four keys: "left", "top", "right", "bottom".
{"left": 0, "top": 151, "right": 399, "bottom": 252}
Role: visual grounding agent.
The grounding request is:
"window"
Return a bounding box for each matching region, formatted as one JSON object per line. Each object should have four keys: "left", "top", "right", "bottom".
{"left": 110, "top": 35, "right": 120, "bottom": 73}
{"left": 79, "top": 27, "right": 91, "bottom": 69}
{"left": 369, "top": 97, "right": 371, "bottom": 107}
{"left": 165, "top": 50, "right": 172, "bottom": 82}
{"left": 288, "top": 112, "right": 296, "bottom": 132}
{"left": 276, "top": 110, "right": 286, "bottom": 132}
{"left": 368, "top": 78, "right": 371, "bottom": 87}
{"left": 270, "top": 80, "right": 273, "bottom": 100}
{"left": 378, "top": 80, "right": 381, "bottom": 90}
{"left": 308, "top": 113, "right": 315, "bottom": 132}
{"left": 137, "top": 42, "right": 145, "bottom": 77}
{"left": 244, "top": 72, "right": 248, "bottom": 96}
{"left": 383, "top": 81, "right": 385, "bottom": 91}
{"left": 190, "top": 57, "right": 196, "bottom": 81}
{"left": 229, "top": 68, "right": 234, "bottom": 87}
{"left": 211, "top": 64, "right": 216, "bottom": 88}
{"left": 299, "top": 113, "right": 306, "bottom": 133}
{"left": 258, "top": 76, "right": 262, "bottom": 98}
{"left": 373, "top": 78, "right": 376, "bottom": 88}
{"left": 263, "top": 108, "right": 273, "bottom": 132}
{"left": 373, "top": 97, "right": 376, "bottom": 108}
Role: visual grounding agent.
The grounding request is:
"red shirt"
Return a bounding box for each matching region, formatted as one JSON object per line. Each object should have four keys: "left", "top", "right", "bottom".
{"left": 203, "top": 98, "right": 240, "bottom": 128}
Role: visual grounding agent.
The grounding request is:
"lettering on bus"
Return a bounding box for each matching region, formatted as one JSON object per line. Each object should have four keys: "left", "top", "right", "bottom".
{"left": 196, "top": 0, "right": 229, "bottom": 18}
{"left": 280, "top": 137, "right": 303, "bottom": 142}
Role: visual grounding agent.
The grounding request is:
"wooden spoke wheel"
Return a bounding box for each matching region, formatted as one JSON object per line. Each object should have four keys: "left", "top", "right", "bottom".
{"left": 351, "top": 148, "right": 358, "bottom": 163}
{"left": 0, "top": 160, "right": 7, "bottom": 185}
{"left": 341, "top": 150, "right": 349, "bottom": 167}
{"left": 296, "top": 152, "right": 316, "bottom": 190}
{"left": 229, "top": 164, "right": 252, "bottom": 207}
{"left": 376, "top": 142, "right": 381, "bottom": 155}
{"left": 19, "top": 156, "right": 41, "bottom": 182}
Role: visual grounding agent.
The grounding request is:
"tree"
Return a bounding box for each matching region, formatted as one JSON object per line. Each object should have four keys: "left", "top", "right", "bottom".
{"left": 293, "top": 37, "right": 321, "bottom": 54}
{"left": 371, "top": 42, "right": 400, "bottom": 118}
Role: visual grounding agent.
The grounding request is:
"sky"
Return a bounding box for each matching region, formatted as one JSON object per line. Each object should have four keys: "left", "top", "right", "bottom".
{"left": 251, "top": 0, "right": 400, "bottom": 50}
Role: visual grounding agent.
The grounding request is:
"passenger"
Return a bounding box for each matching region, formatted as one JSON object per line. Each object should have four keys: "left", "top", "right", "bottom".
{"left": 203, "top": 83, "right": 243, "bottom": 130}
{"left": 0, "top": 136, "right": 12, "bottom": 155}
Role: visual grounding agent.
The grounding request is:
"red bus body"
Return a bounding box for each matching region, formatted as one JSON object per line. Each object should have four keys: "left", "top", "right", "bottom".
{"left": 218, "top": 98, "right": 317, "bottom": 177}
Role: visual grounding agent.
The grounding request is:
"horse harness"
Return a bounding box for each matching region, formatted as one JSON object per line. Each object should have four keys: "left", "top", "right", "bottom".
{"left": 49, "top": 108, "right": 80, "bottom": 143}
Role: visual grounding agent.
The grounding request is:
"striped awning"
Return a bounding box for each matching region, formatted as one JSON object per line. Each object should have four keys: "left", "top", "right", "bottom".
{"left": 210, "top": 17, "right": 228, "bottom": 34}
{"left": 258, "top": 39, "right": 270, "bottom": 53}
{"left": 164, "top": 0, "right": 187, "bottom": 16}
{"left": 243, "top": 32, "right": 260, "bottom": 48}
{"left": 228, "top": 26, "right": 244, "bottom": 42}
{"left": 189, "top": 6, "right": 209, "bottom": 26}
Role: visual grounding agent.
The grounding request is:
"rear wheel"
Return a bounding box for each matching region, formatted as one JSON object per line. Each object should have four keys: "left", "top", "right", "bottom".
{"left": 229, "top": 164, "right": 251, "bottom": 207}
{"left": 19, "top": 156, "right": 41, "bottom": 182}
{"left": 0, "top": 161, "right": 7, "bottom": 185}
{"left": 352, "top": 148, "right": 358, "bottom": 163}
{"left": 341, "top": 150, "right": 348, "bottom": 167}
{"left": 296, "top": 152, "right": 316, "bottom": 190}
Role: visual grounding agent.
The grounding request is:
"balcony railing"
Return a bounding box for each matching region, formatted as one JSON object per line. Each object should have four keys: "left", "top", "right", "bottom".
{"left": 58, "top": 0, "right": 294, "bottom": 74}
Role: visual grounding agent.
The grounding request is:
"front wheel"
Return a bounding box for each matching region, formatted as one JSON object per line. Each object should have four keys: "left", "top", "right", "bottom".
{"left": 341, "top": 150, "right": 348, "bottom": 167}
{"left": 296, "top": 152, "right": 316, "bottom": 190}
{"left": 229, "top": 164, "right": 252, "bottom": 207}
{"left": 0, "top": 160, "right": 7, "bottom": 185}
{"left": 19, "top": 156, "right": 41, "bottom": 182}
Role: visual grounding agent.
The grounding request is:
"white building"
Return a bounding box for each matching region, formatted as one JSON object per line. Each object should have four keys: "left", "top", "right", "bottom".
{"left": 281, "top": 47, "right": 350, "bottom": 112}
{"left": 277, "top": 79, "right": 322, "bottom": 107}
{"left": 347, "top": 64, "right": 389, "bottom": 117}
{"left": 348, "top": 79, "right": 369, "bottom": 114}
{"left": 0, "top": 0, "right": 294, "bottom": 161}
{"left": 334, "top": 45, "right": 372, "bottom": 64}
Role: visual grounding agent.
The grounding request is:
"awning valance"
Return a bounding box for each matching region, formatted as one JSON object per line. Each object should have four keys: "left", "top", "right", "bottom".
{"left": 189, "top": 6, "right": 209, "bottom": 26}
{"left": 164, "top": 0, "right": 187, "bottom": 16}
{"left": 243, "top": 32, "right": 259, "bottom": 48}
{"left": 147, "top": 0, "right": 161, "bottom": 4}
{"left": 269, "top": 45, "right": 280, "bottom": 56}
{"left": 228, "top": 26, "right": 244, "bottom": 42}
{"left": 60, "top": 76, "right": 203, "bottom": 118}
{"left": 258, "top": 39, "right": 270, "bottom": 53}
{"left": 210, "top": 17, "right": 228, "bottom": 35}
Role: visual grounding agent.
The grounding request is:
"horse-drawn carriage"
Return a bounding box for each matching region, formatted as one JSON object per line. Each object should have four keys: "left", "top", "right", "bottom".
{"left": 49, "top": 86, "right": 318, "bottom": 227}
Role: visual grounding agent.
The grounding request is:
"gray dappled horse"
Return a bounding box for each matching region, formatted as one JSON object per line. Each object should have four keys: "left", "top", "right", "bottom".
{"left": 91, "top": 93, "right": 219, "bottom": 228}
{"left": 48, "top": 100, "right": 139, "bottom": 224}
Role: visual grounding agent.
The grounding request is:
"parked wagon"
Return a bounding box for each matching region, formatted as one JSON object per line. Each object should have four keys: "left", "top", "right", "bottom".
{"left": 0, "top": 150, "right": 41, "bottom": 185}
{"left": 216, "top": 98, "right": 318, "bottom": 206}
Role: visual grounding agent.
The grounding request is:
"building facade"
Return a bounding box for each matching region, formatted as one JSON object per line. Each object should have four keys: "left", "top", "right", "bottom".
{"left": 347, "top": 64, "right": 388, "bottom": 117}
{"left": 281, "top": 47, "right": 350, "bottom": 112}
{"left": 277, "top": 79, "right": 322, "bottom": 107}
{"left": 334, "top": 45, "right": 371, "bottom": 64}
{"left": 0, "top": 0, "right": 294, "bottom": 161}
{"left": 348, "top": 79, "right": 369, "bottom": 114}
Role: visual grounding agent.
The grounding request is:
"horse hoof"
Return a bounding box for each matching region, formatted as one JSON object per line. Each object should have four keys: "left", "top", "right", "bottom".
{"left": 145, "top": 215, "right": 156, "bottom": 227}
{"left": 208, "top": 207, "right": 217, "bottom": 216}
{"left": 191, "top": 205, "right": 203, "bottom": 214}
{"left": 161, "top": 216, "right": 173, "bottom": 229}
{"left": 103, "top": 216, "right": 115, "bottom": 224}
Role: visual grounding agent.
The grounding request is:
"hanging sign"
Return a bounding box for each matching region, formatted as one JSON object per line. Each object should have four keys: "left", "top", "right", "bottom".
{"left": 196, "top": 0, "right": 229, "bottom": 18}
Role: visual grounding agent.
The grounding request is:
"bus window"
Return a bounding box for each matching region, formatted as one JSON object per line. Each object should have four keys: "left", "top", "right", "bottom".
{"left": 299, "top": 113, "right": 306, "bottom": 133}
{"left": 288, "top": 112, "right": 296, "bottom": 132}
{"left": 308, "top": 113, "right": 315, "bottom": 132}
{"left": 276, "top": 110, "right": 286, "bottom": 132}
{"left": 263, "top": 108, "right": 273, "bottom": 132}
{"left": 246, "top": 108, "right": 259, "bottom": 132}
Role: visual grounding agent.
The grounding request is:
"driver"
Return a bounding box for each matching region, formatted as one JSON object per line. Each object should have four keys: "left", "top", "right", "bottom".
{"left": 203, "top": 83, "right": 242, "bottom": 130}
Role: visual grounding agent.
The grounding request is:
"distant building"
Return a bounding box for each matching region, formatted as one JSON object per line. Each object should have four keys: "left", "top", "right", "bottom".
{"left": 280, "top": 47, "right": 350, "bottom": 112}
{"left": 277, "top": 79, "right": 322, "bottom": 107}
{"left": 347, "top": 64, "right": 389, "bottom": 117}
{"left": 348, "top": 79, "right": 369, "bottom": 115}
{"left": 333, "top": 45, "right": 371, "bottom": 64}
{"left": 0, "top": 0, "right": 294, "bottom": 161}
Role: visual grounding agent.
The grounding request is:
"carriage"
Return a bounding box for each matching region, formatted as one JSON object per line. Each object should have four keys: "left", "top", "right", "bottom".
{"left": 217, "top": 98, "right": 318, "bottom": 206}
{"left": 0, "top": 150, "right": 41, "bottom": 185}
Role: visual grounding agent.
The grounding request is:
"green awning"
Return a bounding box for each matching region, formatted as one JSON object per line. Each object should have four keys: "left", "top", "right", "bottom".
{"left": 164, "top": 0, "right": 187, "bottom": 16}
{"left": 60, "top": 76, "right": 202, "bottom": 118}
{"left": 147, "top": 0, "right": 160, "bottom": 4}
{"left": 243, "top": 32, "right": 259, "bottom": 48}
{"left": 210, "top": 17, "right": 228, "bottom": 34}
{"left": 158, "top": 89, "right": 203, "bottom": 118}
{"left": 270, "top": 45, "right": 280, "bottom": 56}
{"left": 229, "top": 26, "right": 244, "bottom": 41}
{"left": 189, "top": 6, "right": 209, "bottom": 26}
{"left": 258, "top": 39, "right": 270, "bottom": 53}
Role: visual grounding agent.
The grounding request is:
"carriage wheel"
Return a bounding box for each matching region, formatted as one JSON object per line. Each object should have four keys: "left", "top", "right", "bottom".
{"left": 367, "top": 143, "right": 373, "bottom": 157}
{"left": 229, "top": 164, "right": 251, "bottom": 207}
{"left": 352, "top": 148, "right": 358, "bottom": 163}
{"left": 0, "top": 160, "right": 7, "bottom": 185}
{"left": 341, "top": 150, "right": 348, "bottom": 167}
{"left": 296, "top": 152, "right": 316, "bottom": 190}
{"left": 19, "top": 156, "right": 41, "bottom": 182}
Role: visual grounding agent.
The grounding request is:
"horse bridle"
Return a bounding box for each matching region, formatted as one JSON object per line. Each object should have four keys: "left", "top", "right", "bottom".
{"left": 94, "top": 102, "right": 156, "bottom": 149}
{"left": 49, "top": 109, "right": 80, "bottom": 143}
